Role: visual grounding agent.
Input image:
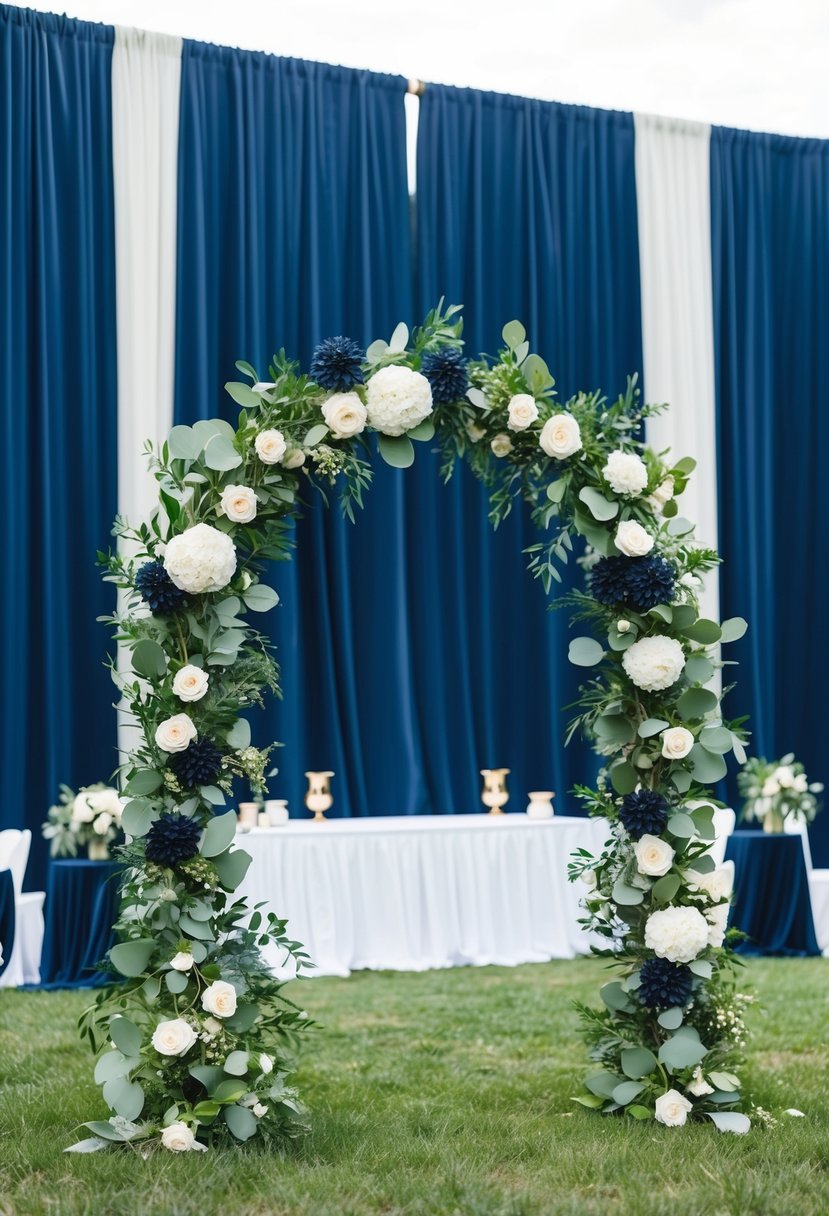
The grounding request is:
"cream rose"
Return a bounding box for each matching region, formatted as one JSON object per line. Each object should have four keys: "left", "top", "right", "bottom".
{"left": 322, "top": 392, "right": 367, "bottom": 439}
{"left": 615, "top": 520, "right": 654, "bottom": 557}
{"left": 71, "top": 792, "right": 97, "bottom": 824}
{"left": 506, "top": 393, "right": 539, "bottom": 432}
{"left": 219, "top": 484, "right": 257, "bottom": 524}
{"left": 201, "top": 980, "right": 238, "bottom": 1019}
{"left": 254, "top": 429, "right": 287, "bottom": 465}
{"left": 92, "top": 812, "right": 112, "bottom": 836}
{"left": 661, "top": 727, "right": 694, "bottom": 760}
{"left": 655, "top": 1089, "right": 693, "bottom": 1127}
{"left": 152, "top": 1018, "right": 198, "bottom": 1057}
{"left": 172, "top": 665, "right": 209, "bottom": 703}
{"left": 88, "top": 788, "right": 122, "bottom": 816}
{"left": 170, "top": 951, "right": 194, "bottom": 972}
{"left": 539, "top": 413, "right": 582, "bottom": 460}
{"left": 603, "top": 450, "right": 648, "bottom": 496}
{"left": 490, "top": 433, "right": 513, "bottom": 458}
{"left": 647, "top": 476, "right": 675, "bottom": 512}
{"left": 282, "top": 448, "right": 306, "bottom": 469}
{"left": 634, "top": 834, "right": 675, "bottom": 877}
{"left": 161, "top": 1121, "right": 206, "bottom": 1152}
{"left": 155, "top": 713, "right": 197, "bottom": 754}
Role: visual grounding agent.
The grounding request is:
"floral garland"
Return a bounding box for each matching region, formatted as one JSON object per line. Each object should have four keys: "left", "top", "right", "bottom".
{"left": 75, "top": 303, "right": 750, "bottom": 1154}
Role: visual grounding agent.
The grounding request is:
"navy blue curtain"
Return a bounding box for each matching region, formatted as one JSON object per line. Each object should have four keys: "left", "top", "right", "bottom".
{"left": 0, "top": 5, "right": 118, "bottom": 888}
{"left": 415, "top": 86, "right": 644, "bottom": 809}
{"left": 174, "top": 44, "right": 425, "bottom": 818}
{"left": 711, "top": 127, "right": 829, "bottom": 865}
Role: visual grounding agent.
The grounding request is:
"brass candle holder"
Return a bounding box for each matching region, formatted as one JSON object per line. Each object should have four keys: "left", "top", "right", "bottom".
{"left": 305, "top": 770, "right": 334, "bottom": 823}
{"left": 480, "top": 768, "right": 510, "bottom": 815}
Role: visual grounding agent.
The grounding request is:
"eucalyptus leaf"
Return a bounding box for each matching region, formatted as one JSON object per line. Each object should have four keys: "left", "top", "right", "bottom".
{"left": 658, "top": 1028, "right": 708, "bottom": 1071}
{"left": 638, "top": 718, "right": 669, "bottom": 738}
{"left": 666, "top": 812, "right": 696, "bottom": 839}
{"left": 378, "top": 434, "right": 415, "bottom": 468}
{"left": 304, "top": 423, "right": 329, "bottom": 447}
{"left": 242, "top": 583, "right": 279, "bottom": 612}
{"left": 131, "top": 639, "right": 167, "bottom": 680}
{"left": 167, "top": 425, "right": 202, "bottom": 461}
{"left": 579, "top": 486, "right": 618, "bottom": 521}
{"left": 214, "top": 848, "right": 252, "bottom": 892}
{"left": 502, "top": 319, "right": 526, "bottom": 349}
{"left": 408, "top": 418, "right": 435, "bottom": 441}
{"left": 224, "top": 381, "right": 261, "bottom": 408}
{"left": 568, "top": 636, "right": 605, "bottom": 667}
{"left": 657, "top": 1007, "right": 684, "bottom": 1030}
{"left": 203, "top": 434, "right": 243, "bottom": 471}
{"left": 109, "top": 1017, "right": 141, "bottom": 1058}
{"left": 200, "top": 811, "right": 238, "bottom": 858}
{"left": 612, "top": 1080, "right": 646, "bottom": 1105}
{"left": 224, "top": 1104, "right": 258, "bottom": 1141}
{"left": 226, "top": 718, "right": 252, "bottom": 750}
{"left": 102, "top": 1076, "right": 144, "bottom": 1121}
{"left": 620, "top": 1047, "right": 658, "bottom": 1079}
{"left": 165, "top": 970, "right": 189, "bottom": 994}
{"left": 677, "top": 687, "right": 719, "bottom": 720}
{"left": 690, "top": 745, "right": 728, "bottom": 784}
{"left": 109, "top": 939, "right": 156, "bottom": 978}
{"left": 612, "top": 879, "right": 646, "bottom": 906}
{"left": 719, "top": 616, "right": 748, "bottom": 644}
{"left": 585, "top": 1070, "right": 624, "bottom": 1098}
{"left": 651, "top": 873, "right": 681, "bottom": 903}
{"left": 684, "top": 618, "right": 722, "bottom": 645}
{"left": 707, "top": 1111, "right": 751, "bottom": 1135}
{"left": 609, "top": 760, "right": 638, "bottom": 796}
{"left": 223, "top": 1051, "right": 250, "bottom": 1077}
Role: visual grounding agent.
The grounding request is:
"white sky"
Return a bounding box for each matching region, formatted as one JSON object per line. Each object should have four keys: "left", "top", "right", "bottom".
{"left": 23, "top": 0, "right": 829, "bottom": 138}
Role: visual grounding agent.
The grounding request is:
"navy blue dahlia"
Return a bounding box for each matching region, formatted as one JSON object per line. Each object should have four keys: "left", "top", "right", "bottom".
{"left": 309, "top": 336, "right": 364, "bottom": 391}
{"left": 591, "top": 554, "right": 676, "bottom": 613}
{"left": 169, "top": 738, "right": 223, "bottom": 789}
{"left": 145, "top": 812, "right": 201, "bottom": 867}
{"left": 421, "top": 348, "right": 469, "bottom": 405}
{"left": 135, "top": 560, "right": 188, "bottom": 616}
{"left": 638, "top": 957, "right": 694, "bottom": 1009}
{"left": 619, "top": 789, "right": 669, "bottom": 840}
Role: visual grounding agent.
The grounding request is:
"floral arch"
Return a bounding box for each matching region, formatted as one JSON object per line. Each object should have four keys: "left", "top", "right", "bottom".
{"left": 78, "top": 302, "right": 751, "bottom": 1153}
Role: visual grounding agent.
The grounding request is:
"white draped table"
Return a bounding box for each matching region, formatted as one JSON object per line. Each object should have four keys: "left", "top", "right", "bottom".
{"left": 236, "top": 814, "right": 608, "bottom": 977}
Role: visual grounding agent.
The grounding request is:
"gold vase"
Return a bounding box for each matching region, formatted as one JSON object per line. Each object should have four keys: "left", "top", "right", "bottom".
{"left": 763, "top": 805, "right": 786, "bottom": 834}
{"left": 305, "top": 771, "right": 334, "bottom": 823}
{"left": 480, "top": 768, "right": 510, "bottom": 815}
{"left": 87, "top": 838, "right": 110, "bottom": 861}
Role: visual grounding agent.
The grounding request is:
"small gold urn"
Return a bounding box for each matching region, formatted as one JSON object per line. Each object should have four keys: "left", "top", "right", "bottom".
{"left": 305, "top": 771, "right": 334, "bottom": 823}
{"left": 480, "top": 768, "right": 510, "bottom": 815}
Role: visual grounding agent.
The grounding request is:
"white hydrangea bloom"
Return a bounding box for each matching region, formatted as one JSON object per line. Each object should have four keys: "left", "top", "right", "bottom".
{"left": 622, "top": 636, "right": 685, "bottom": 692}
{"left": 365, "top": 365, "right": 433, "bottom": 436}
{"left": 603, "top": 450, "right": 648, "bottom": 496}
{"left": 164, "top": 523, "right": 237, "bottom": 595}
{"left": 644, "top": 905, "right": 709, "bottom": 963}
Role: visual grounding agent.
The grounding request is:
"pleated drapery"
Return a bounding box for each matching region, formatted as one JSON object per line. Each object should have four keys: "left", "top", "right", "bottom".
{"left": 711, "top": 126, "right": 829, "bottom": 865}
{"left": 415, "top": 86, "right": 644, "bottom": 806}
{"left": 0, "top": 5, "right": 119, "bottom": 888}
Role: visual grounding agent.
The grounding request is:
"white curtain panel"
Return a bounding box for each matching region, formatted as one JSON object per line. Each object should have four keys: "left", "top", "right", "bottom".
{"left": 634, "top": 114, "right": 719, "bottom": 625}
{"left": 112, "top": 28, "right": 182, "bottom": 756}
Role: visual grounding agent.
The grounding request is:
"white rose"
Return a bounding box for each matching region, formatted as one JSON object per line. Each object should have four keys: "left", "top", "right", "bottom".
{"left": 161, "top": 1121, "right": 206, "bottom": 1152}
{"left": 152, "top": 1018, "right": 198, "bottom": 1057}
{"left": 506, "top": 393, "right": 539, "bottom": 432}
{"left": 539, "top": 413, "right": 582, "bottom": 460}
{"left": 773, "top": 765, "right": 795, "bottom": 789}
{"left": 644, "top": 905, "right": 709, "bottom": 963}
{"left": 661, "top": 727, "right": 695, "bottom": 760}
{"left": 647, "top": 476, "right": 675, "bottom": 512}
{"left": 201, "top": 980, "right": 238, "bottom": 1019}
{"left": 581, "top": 869, "right": 598, "bottom": 889}
{"left": 490, "top": 433, "right": 513, "bottom": 458}
{"left": 155, "top": 713, "right": 197, "bottom": 754}
{"left": 615, "top": 520, "right": 654, "bottom": 557}
{"left": 686, "top": 1067, "right": 714, "bottom": 1097}
{"left": 603, "top": 450, "right": 648, "bottom": 496}
{"left": 172, "top": 665, "right": 209, "bottom": 703}
{"left": 282, "top": 448, "right": 306, "bottom": 469}
{"left": 170, "top": 951, "right": 194, "bottom": 972}
{"left": 219, "top": 484, "right": 257, "bottom": 524}
{"left": 617, "top": 619, "right": 631, "bottom": 634}
{"left": 761, "top": 778, "right": 780, "bottom": 797}
{"left": 705, "top": 901, "right": 729, "bottom": 948}
{"left": 793, "top": 773, "right": 808, "bottom": 793}
{"left": 365, "top": 365, "right": 432, "bottom": 436}
{"left": 254, "top": 429, "right": 287, "bottom": 465}
{"left": 466, "top": 421, "right": 486, "bottom": 443}
{"left": 259, "top": 1053, "right": 274, "bottom": 1075}
{"left": 71, "top": 792, "right": 97, "bottom": 824}
{"left": 634, "top": 834, "right": 675, "bottom": 877}
{"left": 164, "top": 523, "right": 237, "bottom": 595}
{"left": 92, "top": 812, "right": 113, "bottom": 836}
{"left": 622, "top": 636, "right": 685, "bottom": 692}
{"left": 655, "top": 1089, "right": 693, "bottom": 1127}
{"left": 688, "top": 864, "right": 734, "bottom": 902}
{"left": 253, "top": 1103, "right": 268, "bottom": 1118}
{"left": 322, "top": 392, "right": 367, "bottom": 439}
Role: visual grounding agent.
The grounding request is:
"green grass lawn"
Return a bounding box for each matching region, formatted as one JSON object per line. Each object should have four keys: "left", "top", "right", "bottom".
{"left": 1, "top": 959, "right": 827, "bottom": 1216}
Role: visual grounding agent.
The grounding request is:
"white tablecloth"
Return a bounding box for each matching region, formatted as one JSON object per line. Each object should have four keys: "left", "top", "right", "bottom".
{"left": 236, "top": 814, "right": 607, "bottom": 977}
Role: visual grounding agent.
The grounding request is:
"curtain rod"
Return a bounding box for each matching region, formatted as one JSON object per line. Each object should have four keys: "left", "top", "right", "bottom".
{"left": 407, "top": 78, "right": 426, "bottom": 97}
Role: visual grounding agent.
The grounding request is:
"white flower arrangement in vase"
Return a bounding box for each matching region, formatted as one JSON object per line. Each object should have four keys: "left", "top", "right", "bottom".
{"left": 738, "top": 753, "right": 823, "bottom": 833}
{"left": 42, "top": 784, "right": 125, "bottom": 860}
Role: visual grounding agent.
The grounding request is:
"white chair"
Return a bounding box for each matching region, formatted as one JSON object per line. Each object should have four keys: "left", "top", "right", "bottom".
{"left": 784, "top": 819, "right": 829, "bottom": 955}
{"left": 0, "top": 829, "right": 45, "bottom": 986}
